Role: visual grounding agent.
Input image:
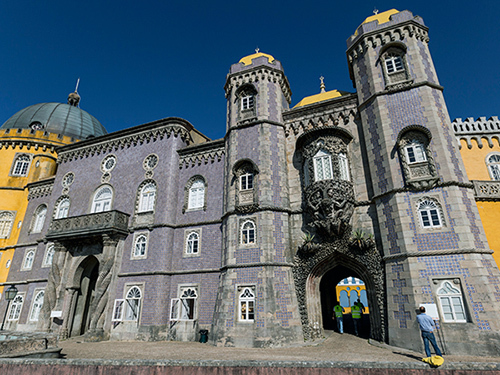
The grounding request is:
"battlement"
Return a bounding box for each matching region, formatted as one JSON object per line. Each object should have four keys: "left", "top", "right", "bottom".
{"left": 453, "top": 116, "right": 500, "bottom": 149}
{"left": 0, "top": 128, "right": 78, "bottom": 145}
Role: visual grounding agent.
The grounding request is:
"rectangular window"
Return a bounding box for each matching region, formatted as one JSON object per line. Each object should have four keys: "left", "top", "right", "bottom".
{"left": 112, "top": 299, "right": 125, "bottom": 322}
{"left": 241, "top": 96, "right": 254, "bottom": 110}
{"left": 240, "top": 173, "right": 253, "bottom": 190}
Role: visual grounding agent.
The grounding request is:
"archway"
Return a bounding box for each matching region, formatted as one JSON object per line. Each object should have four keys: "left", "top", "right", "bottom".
{"left": 69, "top": 256, "right": 99, "bottom": 337}
{"left": 320, "top": 268, "right": 370, "bottom": 337}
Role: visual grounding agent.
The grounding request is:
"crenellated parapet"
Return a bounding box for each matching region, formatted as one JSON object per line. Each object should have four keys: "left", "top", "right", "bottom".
{"left": 178, "top": 139, "right": 225, "bottom": 169}
{"left": 57, "top": 119, "right": 194, "bottom": 164}
{"left": 224, "top": 65, "right": 292, "bottom": 105}
{"left": 347, "top": 10, "right": 429, "bottom": 64}
{"left": 0, "top": 128, "right": 76, "bottom": 152}
{"left": 284, "top": 95, "right": 357, "bottom": 137}
{"left": 453, "top": 116, "right": 500, "bottom": 149}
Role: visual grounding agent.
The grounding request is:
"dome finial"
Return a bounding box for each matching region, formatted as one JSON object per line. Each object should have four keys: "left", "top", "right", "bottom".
{"left": 320, "top": 76, "right": 326, "bottom": 93}
{"left": 67, "top": 78, "right": 81, "bottom": 107}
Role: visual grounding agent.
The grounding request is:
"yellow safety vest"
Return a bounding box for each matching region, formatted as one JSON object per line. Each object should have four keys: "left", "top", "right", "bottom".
{"left": 334, "top": 305, "right": 343, "bottom": 317}
{"left": 351, "top": 305, "right": 361, "bottom": 319}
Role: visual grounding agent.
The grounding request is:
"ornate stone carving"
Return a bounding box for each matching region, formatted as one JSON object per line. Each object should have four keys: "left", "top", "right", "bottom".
{"left": 304, "top": 179, "right": 355, "bottom": 237}
{"left": 27, "top": 181, "right": 54, "bottom": 200}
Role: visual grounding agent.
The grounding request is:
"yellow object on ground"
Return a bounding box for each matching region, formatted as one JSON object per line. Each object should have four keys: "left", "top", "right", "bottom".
{"left": 422, "top": 355, "right": 444, "bottom": 367}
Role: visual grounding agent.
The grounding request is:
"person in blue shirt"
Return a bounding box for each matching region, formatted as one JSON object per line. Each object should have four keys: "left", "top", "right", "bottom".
{"left": 416, "top": 306, "right": 443, "bottom": 358}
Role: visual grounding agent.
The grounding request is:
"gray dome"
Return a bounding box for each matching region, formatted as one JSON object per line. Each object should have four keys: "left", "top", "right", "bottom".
{"left": 1, "top": 102, "right": 107, "bottom": 139}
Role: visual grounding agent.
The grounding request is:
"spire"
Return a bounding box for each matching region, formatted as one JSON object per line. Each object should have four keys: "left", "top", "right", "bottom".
{"left": 67, "top": 78, "right": 81, "bottom": 107}
{"left": 320, "top": 76, "right": 326, "bottom": 93}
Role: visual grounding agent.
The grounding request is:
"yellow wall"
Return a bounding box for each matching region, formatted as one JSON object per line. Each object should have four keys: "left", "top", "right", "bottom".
{"left": 335, "top": 284, "right": 370, "bottom": 313}
{"left": 0, "top": 129, "right": 75, "bottom": 293}
{"left": 459, "top": 138, "right": 500, "bottom": 268}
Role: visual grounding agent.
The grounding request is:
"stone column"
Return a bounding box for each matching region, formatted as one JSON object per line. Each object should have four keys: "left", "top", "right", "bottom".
{"left": 87, "top": 234, "right": 119, "bottom": 340}
{"left": 40, "top": 241, "right": 67, "bottom": 332}
{"left": 59, "top": 287, "right": 78, "bottom": 339}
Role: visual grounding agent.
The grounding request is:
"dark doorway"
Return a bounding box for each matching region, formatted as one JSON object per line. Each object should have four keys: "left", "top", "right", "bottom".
{"left": 320, "top": 266, "right": 370, "bottom": 337}
{"left": 70, "top": 256, "right": 99, "bottom": 337}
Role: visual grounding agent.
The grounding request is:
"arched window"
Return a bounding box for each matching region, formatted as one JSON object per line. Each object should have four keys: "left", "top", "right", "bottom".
{"left": 12, "top": 154, "right": 31, "bottom": 176}
{"left": 239, "top": 287, "right": 255, "bottom": 321}
{"left": 32, "top": 205, "right": 47, "bottom": 233}
{"left": 23, "top": 249, "right": 35, "bottom": 270}
{"left": 313, "top": 149, "right": 333, "bottom": 181}
{"left": 124, "top": 286, "right": 142, "bottom": 321}
{"left": 186, "top": 232, "right": 199, "bottom": 254}
{"left": 42, "top": 244, "right": 55, "bottom": 267}
{"left": 487, "top": 154, "right": 500, "bottom": 181}
{"left": 91, "top": 186, "right": 113, "bottom": 213}
{"left": 338, "top": 152, "right": 350, "bottom": 181}
{"left": 55, "top": 198, "right": 70, "bottom": 219}
{"left": 138, "top": 183, "right": 156, "bottom": 212}
{"left": 0, "top": 211, "right": 15, "bottom": 238}
{"left": 133, "top": 235, "right": 147, "bottom": 257}
{"left": 405, "top": 140, "right": 427, "bottom": 164}
{"left": 188, "top": 179, "right": 205, "bottom": 210}
{"left": 170, "top": 288, "right": 199, "bottom": 321}
{"left": 417, "top": 198, "right": 442, "bottom": 228}
{"left": 241, "top": 220, "right": 256, "bottom": 245}
{"left": 437, "top": 280, "right": 467, "bottom": 323}
{"left": 8, "top": 295, "right": 24, "bottom": 321}
{"left": 29, "top": 290, "right": 44, "bottom": 321}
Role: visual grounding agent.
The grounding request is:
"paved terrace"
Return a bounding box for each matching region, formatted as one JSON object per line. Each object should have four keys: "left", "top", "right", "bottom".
{"left": 2, "top": 331, "right": 500, "bottom": 374}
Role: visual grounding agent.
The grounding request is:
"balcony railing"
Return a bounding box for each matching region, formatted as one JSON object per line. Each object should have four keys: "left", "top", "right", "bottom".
{"left": 46, "top": 210, "right": 130, "bottom": 241}
{"left": 472, "top": 180, "right": 500, "bottom": 200}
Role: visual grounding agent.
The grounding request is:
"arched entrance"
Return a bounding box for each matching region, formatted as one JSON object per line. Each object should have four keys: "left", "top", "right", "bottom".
{"left": 70, "top": 256, "right": 99, "bottom": 337}
{"left": 320, "top": 267, "right": 370, "bottom": 337}
{"left": 294, "top": 245, "right": 385, "bottom": 342}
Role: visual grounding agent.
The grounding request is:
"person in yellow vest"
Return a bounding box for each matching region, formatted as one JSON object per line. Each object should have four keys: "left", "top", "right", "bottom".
{"left": 351, "top": 303, "right": 362, "bottom": 336}
{"left": 332, "top": 301, "right": 345, "bottom": 334}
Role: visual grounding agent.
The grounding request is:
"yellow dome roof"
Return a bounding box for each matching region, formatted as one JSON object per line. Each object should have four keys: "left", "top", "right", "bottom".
{"left": 293, "top": 90, "right": 343, "bottom": 108}
{"left": 361, "top": 9, "right": 399, "bottom": 27}
{"left": 239, "top": 52, "right": 275, "bottom": 66}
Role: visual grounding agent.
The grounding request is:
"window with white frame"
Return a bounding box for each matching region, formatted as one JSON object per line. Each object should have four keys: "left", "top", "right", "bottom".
{"left": 12, "top": 154, "right": 31, "bottom": 176}
{"left": 170, "top": 287, "right": 198, "bottom": 321}
{"left": 32, "top": 205, "right": 47, "bottom": 233}
{"left": 240, "top": 173, "right": 253, "bottom": 190}
{"left": 313, "top": 149, "right": 333, "bottom": 181}
{"left": 55, "top": 198, "right": 70, "bottom": 219}
{"left": 0, "top": 211, "right": 14, "bottom": 238}
{"left": 487, "top": 154, "right": 500, "bottom": 181}
{"left": 124, "top": 286, "right": 142, "bottom": 321}
{"left": 138, "top": 183, "right": 156, "bottom": 212}
{"left": 385, "top": 54, "right": 404, "bottom": 74}
{"left": 405, "top": 140, "right": 427, "bottom": 164}
{"left": 188, "top": 179, "right": 205, "bottom": 210}
{"left": 91, "top": 186, "right": 113, "bottom": 213}
{"left": 7, "top": 294, "right": 24, "bottom": 321}
{"left": 241, "top": 220, "right": 256, "bottom": 245}
{"left": 133, "top": 234, "right": 148, "bottom": 258}
{"left": 239, "top": 287, "right": 255, "bottom": 321}
{"left": 22, "top": 249, "right": 36, "bottom": 270}
{"left": 241, "top": 95, "right": 254, "bottom": 110}
{"left": 186, "top": 231, "right": 199, "bottom": 254}
{"left": 42, "top": 244, "right": 55, "bottom": 267}
{"left": 29, "top": 290, "right": 44, "bottom": 321}
{"left": 417, "top": 198, "right": 442, "bottom": 228}
{"left": 338, "top": 152, "right": 350, "bottom": 181}
{"left": 437, "top": 280, "right": 467, "bottom": 323}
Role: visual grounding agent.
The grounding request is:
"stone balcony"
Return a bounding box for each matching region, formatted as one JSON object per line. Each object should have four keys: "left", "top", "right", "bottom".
{"left": 46, "top": 210, "right": 130, "bottom": 241}
{"left": 472, "top": 180, "right": 500, "bottom": 200}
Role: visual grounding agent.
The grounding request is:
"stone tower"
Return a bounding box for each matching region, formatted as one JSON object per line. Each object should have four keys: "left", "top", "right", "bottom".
{"left": 347, "top": 9, "right": 500, "bottom": 355}
{"left": 210, "top": 52, "right": 304, "bottom": 347}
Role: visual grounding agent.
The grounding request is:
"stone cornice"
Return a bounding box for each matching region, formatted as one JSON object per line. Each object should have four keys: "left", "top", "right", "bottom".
{"left": 224, "top": 65, "right": 292, "bottom": 104}
{"left": 284, "top": 96, "right": 358, "bottom": 137}
{"left": 27, "top": 178, "right": 55, "bottom": 200}
{"left": 56, "top": 118, "right": 194, "bottom": 164}
{"left": 384, "top": 248, "right": 493, "bottom": 262}
{"left": 358, "top": 81, "right": 444, "bottom": 111}
{"left": 347, "top": 18, "right": 429, "bottom": 58}
{"left": 178, "top": 139, "right": 225, "bottom": 169}
{"left": 0, "top": 138, "right": 61, "bottom": 153}
{"left": 452, "top": 116, "right": 500, "bottom": 149}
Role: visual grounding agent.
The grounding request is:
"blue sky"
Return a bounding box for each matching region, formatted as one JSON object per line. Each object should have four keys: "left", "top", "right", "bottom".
{"left": 0, "top": 1, "right": 498, "bottom": 140}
